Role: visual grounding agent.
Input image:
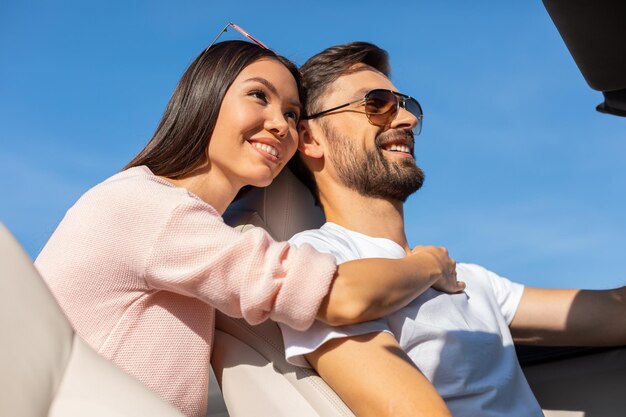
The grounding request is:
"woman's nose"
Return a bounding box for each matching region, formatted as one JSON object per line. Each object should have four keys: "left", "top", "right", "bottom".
{"left": 265, "top": 111, "right": 289, "bottom": 138}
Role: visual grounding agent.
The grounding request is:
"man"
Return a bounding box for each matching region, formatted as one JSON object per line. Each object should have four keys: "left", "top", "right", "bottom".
{"left": 278, "top": 42, "right": 626, "bottom": 417}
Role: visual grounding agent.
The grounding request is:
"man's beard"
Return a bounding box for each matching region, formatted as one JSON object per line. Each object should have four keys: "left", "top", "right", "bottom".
{"left": 323, "top": 123, "right": 425, "bottom": 202}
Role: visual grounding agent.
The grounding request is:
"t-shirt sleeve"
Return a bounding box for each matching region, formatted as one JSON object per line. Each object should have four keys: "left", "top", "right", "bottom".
{"left": 278, "top": 319, "right": 392, "bottom": 368}
{"left": 144, "top": 200, "right": 337, "bottom": 331}
{"left": 481, "top": 266, "right": 525, "bottom": 325}
{"left": 279, "top": 229, "right": 392, "bottom": 368}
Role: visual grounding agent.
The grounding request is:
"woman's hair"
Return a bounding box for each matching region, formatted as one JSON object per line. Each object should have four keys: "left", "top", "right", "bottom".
{"left": 124, "top": 40, "right": 303, "bottom": 178}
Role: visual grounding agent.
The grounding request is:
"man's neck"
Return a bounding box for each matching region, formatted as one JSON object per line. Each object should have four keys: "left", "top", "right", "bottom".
{"left": 320, "top": 184, "right": 410, "bottom": 253}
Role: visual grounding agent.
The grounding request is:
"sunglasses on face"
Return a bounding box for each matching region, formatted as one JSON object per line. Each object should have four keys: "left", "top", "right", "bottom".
{"left": 304, "top": 89, "right": 424, "bottom": 135}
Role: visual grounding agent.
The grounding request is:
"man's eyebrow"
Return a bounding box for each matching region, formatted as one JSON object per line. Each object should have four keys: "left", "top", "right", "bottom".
{"left": 353, "top": 87, "right": 371, "bottom": 98}
{"left": 330, "top": 86, "right": 369, "bottom": 104}
{"left": 244, "top": 77, "right": 301, "bottom": 108}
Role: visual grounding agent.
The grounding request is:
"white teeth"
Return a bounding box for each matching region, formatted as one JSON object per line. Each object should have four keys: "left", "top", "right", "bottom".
{"left": 386, "top": 144, "right": 411, "bottom": 153}
{"left": 252, "top": 142, "right": 278, "bottom": 157}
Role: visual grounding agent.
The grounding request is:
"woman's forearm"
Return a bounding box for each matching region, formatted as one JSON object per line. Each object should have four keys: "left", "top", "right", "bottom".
{"left": 316, "top": 247, "right": 459, "bottom": 326}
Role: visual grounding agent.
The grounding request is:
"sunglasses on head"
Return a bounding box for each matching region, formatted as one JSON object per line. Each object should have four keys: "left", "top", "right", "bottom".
{"left": 205, "top": 22, "right": 270, "bottom": 52}
{"left": 304, "top": 89, "right": 424, "bottom": 135}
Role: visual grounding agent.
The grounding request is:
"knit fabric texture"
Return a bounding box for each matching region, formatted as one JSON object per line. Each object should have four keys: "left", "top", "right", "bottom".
{"left": 35, "top": 166, "right": 336, "bottom": 417}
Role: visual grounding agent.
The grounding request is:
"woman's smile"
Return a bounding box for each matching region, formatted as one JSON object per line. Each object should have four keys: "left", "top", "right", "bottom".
{"left": 248, "top": 138, "right": 282, "bottom": 161}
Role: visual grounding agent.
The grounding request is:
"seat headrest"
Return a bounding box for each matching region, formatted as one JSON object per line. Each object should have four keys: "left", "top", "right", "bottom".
{"left": 225, "top": 167, "right": 325, "bottom": 241}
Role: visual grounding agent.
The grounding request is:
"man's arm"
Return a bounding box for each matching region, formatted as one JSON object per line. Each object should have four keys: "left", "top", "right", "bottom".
{"left": 305, "top": 332, "right": 451, "bottom": 417}
{"left": 511, "top": 286, "right": 626, "bottom": 346}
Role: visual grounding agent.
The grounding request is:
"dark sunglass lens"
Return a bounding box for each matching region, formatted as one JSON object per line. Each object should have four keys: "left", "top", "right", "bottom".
{"left": 405, "top": 98, "right": 423, "bottom": 118}
{"left": 400, "top": 98, "right": 423, "bottom": 135}
{"left": 366, "top": 90, "right": 397, "bottom": 126}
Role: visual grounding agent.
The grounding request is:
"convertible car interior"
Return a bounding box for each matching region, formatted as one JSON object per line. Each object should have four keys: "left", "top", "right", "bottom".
{"left": 2, "top": 168, "right": 625, "bottom": 416}
{"left": 2, "top": 1, "right": 624, "bottom": 416}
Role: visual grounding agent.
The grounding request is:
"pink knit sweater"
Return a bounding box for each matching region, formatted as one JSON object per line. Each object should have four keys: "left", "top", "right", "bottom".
{"left": 35, "top": 166, "right": 336, "bottom": 417}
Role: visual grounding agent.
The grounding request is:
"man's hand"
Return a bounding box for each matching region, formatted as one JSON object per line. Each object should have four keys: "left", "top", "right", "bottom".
{"left": 410, "top": 246, "right": 465, "bottom": 294}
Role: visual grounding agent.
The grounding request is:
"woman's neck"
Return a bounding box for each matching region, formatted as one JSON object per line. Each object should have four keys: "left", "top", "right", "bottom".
{"left": 162, "top": 166, "right": 239, "bottom": 215}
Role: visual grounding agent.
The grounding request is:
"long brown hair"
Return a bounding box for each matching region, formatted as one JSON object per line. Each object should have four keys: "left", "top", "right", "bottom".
{"left": 124, "top": 40, "right": 303, "bottom": 178}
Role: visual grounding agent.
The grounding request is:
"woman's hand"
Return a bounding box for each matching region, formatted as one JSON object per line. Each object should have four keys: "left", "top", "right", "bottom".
{"left": 409, "top": 246, "right": 465, "bottom": 294}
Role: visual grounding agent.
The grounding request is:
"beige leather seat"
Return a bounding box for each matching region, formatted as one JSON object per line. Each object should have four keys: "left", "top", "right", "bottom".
{"left": 0, "top": 224, "right": 184, "bottom": 417}
{"left": 212, "top": 168, "right": 355, "bottom": 417}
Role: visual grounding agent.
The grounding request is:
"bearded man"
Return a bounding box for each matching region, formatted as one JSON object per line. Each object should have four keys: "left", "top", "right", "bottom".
{"left": 278, "top": 42, "right": 626, "bottom": 417}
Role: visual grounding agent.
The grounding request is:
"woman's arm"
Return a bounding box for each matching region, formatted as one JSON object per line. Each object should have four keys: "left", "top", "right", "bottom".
{"left": 306, "top": 331, "right": 451, "bottom": 417}
{"left": 316, "top": 246, "right": 462, "bottom": 326}
{"left": 145, "top": 201, "right": 460, "bottom": 330}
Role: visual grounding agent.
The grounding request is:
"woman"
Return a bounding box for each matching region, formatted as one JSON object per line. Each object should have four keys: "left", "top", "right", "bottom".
{"left": 35, "top": 40, "right": 456, "bottom": 417}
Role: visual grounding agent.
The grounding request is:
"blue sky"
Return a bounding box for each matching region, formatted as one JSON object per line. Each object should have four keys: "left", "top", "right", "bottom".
{"left": 1, "top": 1, "right": 624, "bottom": 289}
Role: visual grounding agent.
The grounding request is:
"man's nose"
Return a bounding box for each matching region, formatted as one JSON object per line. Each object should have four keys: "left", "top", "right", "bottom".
{"left": 389, "top": 103, "right": 419, "bottom": 132}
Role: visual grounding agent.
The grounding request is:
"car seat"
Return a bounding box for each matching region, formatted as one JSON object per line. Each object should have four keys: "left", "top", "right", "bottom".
{"left": 212, "top": 167, "right": 356, "bottom": 417}
{"left": 0, "top": 224, "right": 185, "bottom": 417}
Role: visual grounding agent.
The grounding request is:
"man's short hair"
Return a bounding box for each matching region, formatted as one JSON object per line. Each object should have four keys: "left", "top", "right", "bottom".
{"left": 289, "top": 42, "right": 390, "bottom": 206}
{"left": 301, "top": 42, "right": 390, "bottom": 117}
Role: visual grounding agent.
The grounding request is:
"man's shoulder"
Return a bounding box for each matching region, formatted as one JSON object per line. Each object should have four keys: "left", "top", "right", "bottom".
{"left": 457, "top": 262, "right": 501, "bottom": 285}
{"left": 290, "top": 223, "right": 359, "bottom": 263}
{"left": 289, "top": 223, "right": 347, "bottom": 245}
{"left": 457, "top": 262, "right": 490, "bottom": 276}
{"left": 457, "top": 262, "right": 524, "bottom": 297}
{"left": 457, "top": 262, "right": 512, "bottom": 281}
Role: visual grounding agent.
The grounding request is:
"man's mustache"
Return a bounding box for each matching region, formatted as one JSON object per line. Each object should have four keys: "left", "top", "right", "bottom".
{"left": 375, "top": 129, "right": 415, "bottom": 149}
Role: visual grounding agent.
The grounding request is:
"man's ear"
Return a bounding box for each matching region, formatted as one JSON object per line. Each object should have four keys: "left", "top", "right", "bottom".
{"left": 298, "top": 120, "right": 324, "bottom": 159}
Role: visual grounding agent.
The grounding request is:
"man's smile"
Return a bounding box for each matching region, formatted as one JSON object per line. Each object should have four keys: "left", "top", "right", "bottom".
{"left": 377, "top": 130, "right": 415, "bottom": 159}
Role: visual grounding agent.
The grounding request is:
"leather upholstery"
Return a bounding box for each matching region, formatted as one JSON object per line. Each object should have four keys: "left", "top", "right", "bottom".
{"left": 213, "top": 167, "right": 356, "bottom": 417}
{"left": 0, "top": 224, "right": 184, "bottom": 417}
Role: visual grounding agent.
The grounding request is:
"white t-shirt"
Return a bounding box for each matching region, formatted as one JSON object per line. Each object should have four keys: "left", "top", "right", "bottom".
{"left": 279, "top": 222, "right": 544, "bottom": 417}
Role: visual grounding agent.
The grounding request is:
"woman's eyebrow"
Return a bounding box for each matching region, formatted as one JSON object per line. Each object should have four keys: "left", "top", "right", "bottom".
{"left": 244, "top": 77, "right": 301, "bottom": 108}
{"left": 245, "top": 77, "right": 279, "bottom": 95}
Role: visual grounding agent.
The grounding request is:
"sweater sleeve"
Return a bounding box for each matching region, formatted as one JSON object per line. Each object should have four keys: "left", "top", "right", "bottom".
{"left": 144, "top": 201, "right": 337, "bottom": 331}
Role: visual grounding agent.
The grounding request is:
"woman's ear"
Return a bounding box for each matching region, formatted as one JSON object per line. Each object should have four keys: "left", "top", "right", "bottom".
{"left": 298, "top": 121, "right": 324, "bottom": 159}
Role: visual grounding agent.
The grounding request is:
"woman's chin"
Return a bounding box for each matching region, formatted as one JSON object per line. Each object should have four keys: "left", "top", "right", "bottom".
{"left": 251, "top": 165, "right": 285, "bottom": 187}
{"left": 253, "top": 178, "right": 272, "bottom": 188}
{"left": 246, "top": 173, "right": 274, "bottom": 188}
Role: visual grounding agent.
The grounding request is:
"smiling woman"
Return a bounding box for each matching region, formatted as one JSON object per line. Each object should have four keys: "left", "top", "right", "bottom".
{"left": 123, "top": 41, "right": 303, "bottom": 210}
{"left": 36, "top": 40, "right": 314, "bottom": 417}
